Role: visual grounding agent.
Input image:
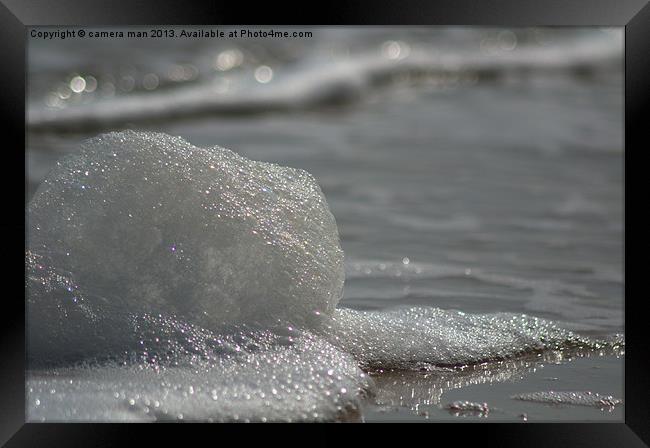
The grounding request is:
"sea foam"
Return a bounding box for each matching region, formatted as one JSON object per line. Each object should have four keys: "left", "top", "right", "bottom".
{"left": 28, "top": 131, "right": 343, "bottom": 332}
{"left": 26, "top": 131, "right": 620, "bottom": 421}
{"left": 511, "top": 391, "right": 622, "bottom": 408}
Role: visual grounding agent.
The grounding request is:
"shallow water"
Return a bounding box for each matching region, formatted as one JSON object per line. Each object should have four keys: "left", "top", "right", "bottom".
{"left": 26, "top": 27, "right": 624, "bottom": 422}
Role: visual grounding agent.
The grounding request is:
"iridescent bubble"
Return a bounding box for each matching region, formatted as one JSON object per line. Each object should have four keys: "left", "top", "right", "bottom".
{"left": 254, "top": 65, "right": 273, "bottom": 84}
{"left": 69, "top": 76, "right": 86, "bottom": 93}
{"left": 215, "top": 49, "right": 244, "bottom": 71}
{"left": 380, "top": 40, "right": 410, "bottom": 60}
{"left": 84, "top": 76, "right": 97, "bottom": 93}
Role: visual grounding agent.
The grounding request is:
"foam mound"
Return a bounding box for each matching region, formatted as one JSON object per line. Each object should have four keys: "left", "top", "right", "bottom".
{"left": 28, "top": 131, "right": 343, "bottom": 332}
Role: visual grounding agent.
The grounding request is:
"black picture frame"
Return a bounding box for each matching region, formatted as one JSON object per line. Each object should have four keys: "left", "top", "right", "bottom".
{"left": 1, "top": 0, "right": 647, "bottom": 445}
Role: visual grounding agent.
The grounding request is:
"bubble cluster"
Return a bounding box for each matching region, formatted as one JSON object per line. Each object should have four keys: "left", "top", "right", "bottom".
{"left": 445, "top": 401, "right": 490, "bottom": 415}
{"left": 325, "top": 307, "right": 610, "bottom": 370}
{"left": 27, "top": 329, "right": 372, "bottom": 422}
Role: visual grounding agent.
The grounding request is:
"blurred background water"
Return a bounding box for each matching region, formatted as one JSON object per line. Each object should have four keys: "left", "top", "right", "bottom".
{"left": 26, "top": 27, "right": 624, "bottom": 421}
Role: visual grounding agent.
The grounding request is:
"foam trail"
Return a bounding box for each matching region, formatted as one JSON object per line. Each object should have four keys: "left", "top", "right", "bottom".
{"left": 324, "top": 308, "right": 615, "bottom": 370}
{"left": 512, "top": 391, "right": 622, "bottom": 408}
{"left": 26, "top": 131, "right": 621, "bottom": 421}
